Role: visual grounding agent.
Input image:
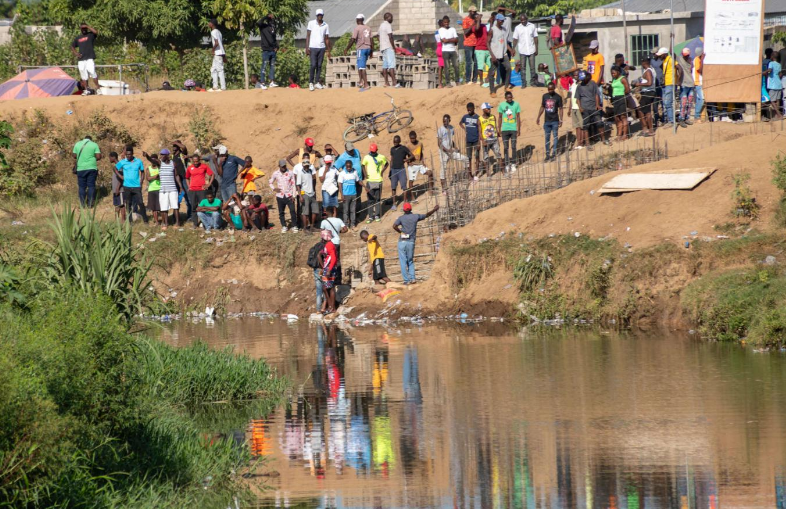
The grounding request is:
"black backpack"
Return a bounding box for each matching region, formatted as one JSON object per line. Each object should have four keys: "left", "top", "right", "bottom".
{"left": 307, "top": 240, "right": 325, "bottom": 269}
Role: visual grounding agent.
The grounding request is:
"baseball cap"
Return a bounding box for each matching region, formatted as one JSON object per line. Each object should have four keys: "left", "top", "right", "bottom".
{"left": 495, "top": 13, "right": 505, "bottom": 21}
{"left": 369, "top": 143, "right": 378, "bottom": 152}
{"left": 403, "top": 202, "right": 412, "bottom": 212}
{"left": 324, "top": 154, "right": 333, "bottom": 163}
{"left": 159, "top": 148, "right": 170, "bottom": 155}
{"left": 589, "top": 40, "right": 599, "bottom": 49}
{"left": 681, "top": 47, "right": 691, "bottom": 56}
{"left": 656, "top": 47, "right": 668, "bottom": 56}
{"left": 345, "top": 141, "right": 354, "bottom": 151}
{"left": 302, "top": 157, "right": 311, "bottom": 164}
{"left": 278, "top": 159, "right": 287, "bottom": 167}
{"left": 695, "top": 47, "right": 703, "bottom": 56}
{"left": 213, "top": 144, "right": 227, "bottom": 155}
{"left": 481, "top": 102, "right": 492, "bottom": 110}
{"left": 578, "top": 70, "right": 588, "bottom": 80}
{"left": 305, "top": 137, "right": 314, "bottom": 147}
{"left": 316, "top": 8, "right": 324, "bottom": 15}
{"left": 356, "top": 13, "right": 365, "bottom": 19}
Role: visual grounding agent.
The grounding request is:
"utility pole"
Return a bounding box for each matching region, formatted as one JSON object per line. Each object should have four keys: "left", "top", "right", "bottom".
{"left": 671, "top": 0, "right": 677, "bottom": 134}
{"left": 622, "top": 0, "right": 628, "bottom": 62}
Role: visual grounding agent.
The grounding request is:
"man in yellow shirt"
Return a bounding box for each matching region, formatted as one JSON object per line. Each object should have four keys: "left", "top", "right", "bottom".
{"left": 362, "top": 143, "right": 388, "bottom": 222}
{"left": 659, "top": 47, "right": 681, "bottom": 126}
{"left": 238, "top": 156, "right": 265, "bottom": 194}
{"left": 584, "top": 40, "right": 605, "bottom": 106}
{"left": 360, "top": 230, "right": 391, "bottom": 284}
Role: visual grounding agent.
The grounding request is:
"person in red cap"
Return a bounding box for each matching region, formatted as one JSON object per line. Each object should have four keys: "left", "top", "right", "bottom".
{"left": 393, "top": 201, "right": 439, "bottom": 285}
{"left": 286, "top": 137, "right": 323, "bottom": 167}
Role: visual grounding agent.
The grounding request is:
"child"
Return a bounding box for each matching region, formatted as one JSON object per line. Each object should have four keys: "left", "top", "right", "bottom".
{"left": 435, "top": 22, "right": 445, "bottom": 88}
{"left": 288, "top": 74, "right": 300, "bottom": 89}
{"left": 222, "top": 192, "right": 249, "bottom": 231}
{"left": 143, "top": 153, "right": 163, "bottom": 227}
{"left": 246, "top": 194, "right": 269, "bottom": 231}
{"left": 479, "top": 103, "right": 501, "bottom": 175}
{"left": 407, "top": 130, "right": 434, "bottom": 195}
{"left": 437, "top": 114, "right": 468, "bottom": 191}
{"left": 109, "top": 151, "right": 125, "bottom": 221}
{"left": 238, "top": 156, "right": 265, "bottom": 195}
{"left": 360, "top": 230, "right": 391, "bottom": 285}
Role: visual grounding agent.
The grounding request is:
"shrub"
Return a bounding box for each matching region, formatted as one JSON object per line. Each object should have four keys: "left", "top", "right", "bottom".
{"left": 514, "top": 253, "right": 554, "bottom": 292}
{"left": 730, "top": 172, "right": 759, "bottom": 219}
{"left": 188, "top": 107, "right": 225, "bottom": 152}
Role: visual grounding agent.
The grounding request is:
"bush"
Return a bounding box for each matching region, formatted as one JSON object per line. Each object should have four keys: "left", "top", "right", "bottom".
{"left": 514, "top": 253, "right": 554, "bottom": 292}
{"left": 730, "top": 172, "right": 760, "bottom": 219}
{"left": 188, "top": 107, "right": 224, "bottom": 153}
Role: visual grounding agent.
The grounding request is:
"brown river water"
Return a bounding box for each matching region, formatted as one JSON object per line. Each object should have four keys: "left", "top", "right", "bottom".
{"left": 157, "top": 318, "right": 786, "bottom": 508}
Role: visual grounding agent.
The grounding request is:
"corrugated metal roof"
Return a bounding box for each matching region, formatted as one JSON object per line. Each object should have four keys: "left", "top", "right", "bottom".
{"left": 294, "top": 0, "right": 391, "bottom": 39}
{"left": 600, "top": 0, "right": 786, "bottom": 14}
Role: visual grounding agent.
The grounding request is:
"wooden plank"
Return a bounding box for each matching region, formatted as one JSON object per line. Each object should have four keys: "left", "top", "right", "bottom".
{"left": 600, "top": 169, "right": 715, "bottom": 194}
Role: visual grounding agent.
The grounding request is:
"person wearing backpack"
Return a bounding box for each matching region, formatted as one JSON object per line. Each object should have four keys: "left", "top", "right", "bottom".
{"left": 307, "top": 237, "right": 326, "bottom": 311}
{"left": 321, "top": 205, "right": 348, "bottom": 286}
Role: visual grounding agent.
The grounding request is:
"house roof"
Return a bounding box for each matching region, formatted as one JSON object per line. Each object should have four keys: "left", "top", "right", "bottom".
{"left": 294, "top": 0, "right": 391, "bottom": 39}
{"left": 599, "top": 0, "right": 786, "bottom": 14}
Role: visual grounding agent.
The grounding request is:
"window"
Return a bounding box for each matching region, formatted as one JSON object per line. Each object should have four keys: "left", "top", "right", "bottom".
{"left": 630, "top": 34, "right": 659, "bottom": 66}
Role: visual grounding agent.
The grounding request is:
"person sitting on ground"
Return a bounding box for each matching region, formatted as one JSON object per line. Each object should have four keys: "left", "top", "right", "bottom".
{"left": 246, "top": 194, "right": 269, "bottom": 231}
{"left": 319, "top": 229, "right": 339, "bottom": 314}
{"left": 239, "top": 156, "right": 265, "bottom": 195}
{"left": 196, "top": 189, "right": 222, "bottom": 232}
{"left": 362, "top": 143, "right": 388, "bottom": 223}
{"left": 222, "top": 192, "right": 249, "bottom": 232}
{"left": 296, "top": 157, "right": 319, "bottom": 232}
{"left": 249, "top": 73, "right": 264, "bottom": 89}
{"left": 389, "top": 135, "right": 413, "bottom": 211}
{"left": 360, "top": 230, "right": 391, "bottom": 285}
{"left": 407, "top": 131, "right": 434, "bottom": 196}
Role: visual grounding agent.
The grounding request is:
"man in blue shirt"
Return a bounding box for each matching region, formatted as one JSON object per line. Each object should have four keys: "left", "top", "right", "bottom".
{"left": 392, "top": 202, "right": 439, "bottom": 285}
{"left": 213, "top": 144, "right": 246, "bottom": 201}
{"left": 115, "top": 145, "right": 148, "bottom": 223}
{"left": 459, "top": 102, "right": 480, "bottom": 179}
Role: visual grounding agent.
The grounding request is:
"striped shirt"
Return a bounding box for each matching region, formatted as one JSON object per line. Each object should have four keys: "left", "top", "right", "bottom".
{"left": 159, "top": 160, "right": 178, "bottom": 192}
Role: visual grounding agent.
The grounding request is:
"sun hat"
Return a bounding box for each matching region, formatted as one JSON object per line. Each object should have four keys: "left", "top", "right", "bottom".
{"left": 469, "top": 5, "right": 478, "bottom": 11}
{"left": 403, "top": 202, "right": 412, "bottom": 212}
{"left": 369, "top": 143, "right": 378, "bottom": 152}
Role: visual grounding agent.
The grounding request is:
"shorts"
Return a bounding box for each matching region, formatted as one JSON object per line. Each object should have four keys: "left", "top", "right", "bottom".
{"left": 390, "top": 168, "right": 407, "bottom": 191}
{"left": 769, "top": 89, "right": 783, "bottom": 102}
{"left": 78, "top": 59, "right": 97, "bottom": 80}
{"left": 475, "top": 49, "right": 490, "bottom": 71}
{"left": 582, "top": 110, "right": 599, "bottom": 129}
{"left": 382, "top": 48, "right": 395, "bottom": 69}
{"left": 482, "top": 140, "right": 501, "bottom": 160}
{"left": 639, "top": 91, "right": 656, "bottom": 115}
{"left": 301, "top": 193, "right": 320, "bottom": 215}
{"left": 439, "top": 151, "right": 468, "bottom": 180}
{"left": 408, "top": 164, "right": 429, "bottom": 181}
{"left": 571, "top": 109, "right": 583, "bottom": 130}
{"left": 612, "top": 96, "right": 627, "bottom": 117}
{"left": 159, "top": 190, "right": 178, "bottom": 211}
{"left": 113, "top": 192, "right": 124, "bottom": 208}
{"left": 357, "top": 48, "right": 372, "bottom": 70}
{"left": 230, "top": 213, "right": 244, "bottom": 230}
{"left": 372, "top": 258, "right": 388, "bottom": 281}
{"left": 322, "top": 190, "right": 338, "bottom": 209}
{"left": 147, "top": 190, "right": 160, "bottom": 211}
{"left": 466, "top": 141, "right": 480, "bottom": 160}
{"left": 322, "top": 266, "right": 338, "bottom": 289}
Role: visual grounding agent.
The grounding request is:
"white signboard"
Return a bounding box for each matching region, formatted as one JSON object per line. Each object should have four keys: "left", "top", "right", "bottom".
{"left": 703, "top": 0, "right": 763, "bottom": 65}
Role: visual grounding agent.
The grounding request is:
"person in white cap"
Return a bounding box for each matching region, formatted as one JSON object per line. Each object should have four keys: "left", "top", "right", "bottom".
{"left": 306, "top": 9, "right": 331, "bottom": 91}
{"left": 345, "top": 14, "right": 373, "bottom": 90}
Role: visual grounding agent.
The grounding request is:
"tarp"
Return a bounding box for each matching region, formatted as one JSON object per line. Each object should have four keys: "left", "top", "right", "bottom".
{"left": 0, "top": 67, "right": 77, "bottom": 101}
{"left": 674, "top": 36, "right": 704, "bottom": 58}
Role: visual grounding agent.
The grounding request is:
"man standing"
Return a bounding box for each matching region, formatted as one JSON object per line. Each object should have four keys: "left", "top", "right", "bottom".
{"left": 512, "top": 14, "right": 538, "bottom": 88}
{"left": 471, "top": 12, "right": 489, "bottom": 87}
{"left": 649, "top": 48, "right": 666, "bottom": 125}
{"left": 296, "top": 158, "right": 319, "bottom": 232}
{"left": 306, "top": 9, "right": 331, "bottom": 91}
{"left": 389, "top": 135, "right": 413, "bottom": 210}
{"left": 462, "top": 6, "right": 479, "bottom": 85}
{"left": 676, "top": 48, "right": 695, "bottom": 127}
{"left": 765, "top": 51, "right": 783, "bottom": 121}
{"left": 567, "top": 70, "right": 586, "bottom": 148}
{"left": 256, "top": 13, "right": 278, "bottom": 88}
{"left": 584, "top": 40, "right": 605, "bottom": 106}
{"left": 208, "top": 19, "right": 226, "bottom": 92}
{"left": 172, "top": 140, "right": 191, "bottom": 220}
{"left": 459, "top": 102, "right": 481, "bottom": 179}
{"left": 269, "top": 159, "right": 298, "bottom": 232}
{"left": 393, "top": 203, "right": 439, "bottom": 285}
{"left": 661, "top": 47, "right": 679, "bottom": 127}
{"left": 536, "top": 82, "right": 564, "bottom": 162}
{"left": 156, "top": 149, "right": 181, "bottom": 229}
{"left": 497, "top": 90, "right": 521, "bottom": 172}
{"left": 72, "top": 135, "right": 102, "bottom": 207}
{"left": 479, "top": 102, "right": 501, "bottom": 174}
{"left": 213, "top": 145, "right": 245, "bottom": 202}
{"left": 488, "top": 14, "right": 512, "bottom": 98}
{"left": 116, "top": 146, "right": 148, "bottom": 224}
{"left": 71, "top": 23, "right": 100, "bottom": 94}
{"left": 338, "top": 160, "right": 361, "bottom": 228}
{"left": 576, "top": 71, "right": 601, "bottom": 148}
{"left": 362, "top": 143, "right": 388, "bottom": 222}
{"left": 693, "top": 47, "right": 704, "bottom": 122}
{"left": 345, "top": 14, "right": 373, "bottom": 91}
{"left": 378, "top": 13, "right": 398, "bottom": 88}
{"left": 185, "top": 154, "right": 214, "bottom": 228}
{"left": 438, "top": 16, "right": 460, "bottom": 87}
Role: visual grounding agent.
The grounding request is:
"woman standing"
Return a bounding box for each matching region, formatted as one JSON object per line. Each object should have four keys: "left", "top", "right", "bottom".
{"left": 610, "top": 66, "right": 631, "bottom": 141}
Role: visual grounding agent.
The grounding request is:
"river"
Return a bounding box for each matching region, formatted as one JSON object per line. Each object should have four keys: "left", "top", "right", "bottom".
{"left": 157, "top": 318, "right": 786, "bottom": 508}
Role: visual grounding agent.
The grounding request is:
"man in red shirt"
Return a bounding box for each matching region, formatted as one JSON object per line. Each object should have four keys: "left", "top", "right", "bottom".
{"left": 462, "top": 6, "right": 479, "bottom": 84}
{"left": 185, "top": 154, "right": 214, "bottom": 227}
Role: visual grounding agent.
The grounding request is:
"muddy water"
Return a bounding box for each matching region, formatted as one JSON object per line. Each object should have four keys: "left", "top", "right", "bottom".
{"left": 158, "top": 319, "right": 786, "bottom": 508}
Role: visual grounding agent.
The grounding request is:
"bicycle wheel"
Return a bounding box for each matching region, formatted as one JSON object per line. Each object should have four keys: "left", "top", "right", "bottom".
{"left": 387, "top": 110, "right": 414, "bottom": 133}
{"left": 343, "top": 122, "right": 371, "bottom": 143}
{"left": 373, "top": 112, "right": 393, "bottom": 132}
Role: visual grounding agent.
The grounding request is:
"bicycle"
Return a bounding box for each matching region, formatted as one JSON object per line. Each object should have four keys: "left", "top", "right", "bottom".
{"left": 343, "top": 93, "right": 414, "bottom": 143}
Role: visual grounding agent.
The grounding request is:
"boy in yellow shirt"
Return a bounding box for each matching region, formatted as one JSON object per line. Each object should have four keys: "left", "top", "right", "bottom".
{"left": 238, "top": 156, "right": 265, "bottom": 195}
{"left": 360, "top": 230, "right": 391, "bottom": 284}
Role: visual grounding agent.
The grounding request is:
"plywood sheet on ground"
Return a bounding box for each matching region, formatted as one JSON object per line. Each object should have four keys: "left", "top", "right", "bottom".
{"left": 599, "top": 168, "right": 716, "bottom": 194}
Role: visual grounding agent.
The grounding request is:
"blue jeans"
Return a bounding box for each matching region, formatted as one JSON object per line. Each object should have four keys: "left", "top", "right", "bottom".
{"left": 197, "top": 211, "right": 220, "bottom": 231}
{"left": 261, "top": 50, "right": 276, "bottom": 83}
{"left": 76, "top": 169, "right": 97, "bottom": 207}
{"left": 679, "top": 86, "right": 694, "bottom": 121}
{"left": 314, "top": 268, "right": 324, "bottom": 310}
{"left": 543, "top": 121, "right": 559, "bottom": 157}
{"left": 398, "top": 240, "right": 415, "bottom": 283}
{"left": 219, "top": 180, "right": 236, "bottom": 202}
{"left": 663, "top": 85, "right": 675, "bottom": 124}
{"left": 464, "top": 47, "right": 477, "bottom": 83}
{"left": 693, "top": 85, "right": 704, "bottom": 120}
{"left": 322, "top": 190, "right": 338, "bottom": 209}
